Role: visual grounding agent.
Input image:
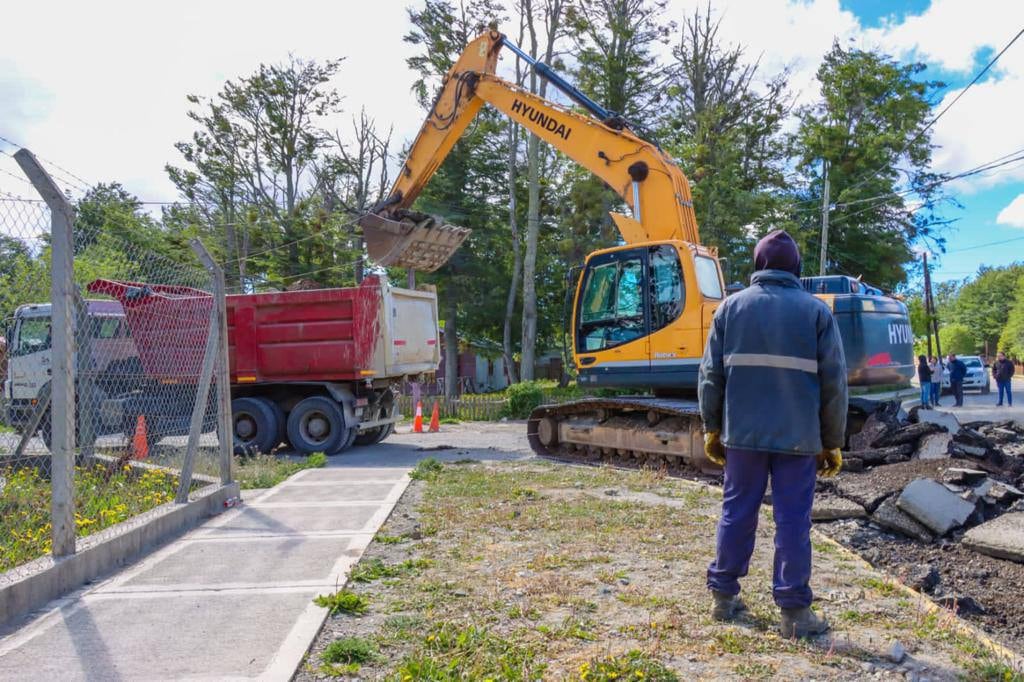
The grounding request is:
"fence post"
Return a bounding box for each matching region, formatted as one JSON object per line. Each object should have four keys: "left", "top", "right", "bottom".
{"left": 190, "top": 239, "right": 233, "bottom": 485}
{"left": 175, "top": 302, "right": 220, "bottom": 503}
{"left": 15, "top": 148, "right": 76, "bottom": 558}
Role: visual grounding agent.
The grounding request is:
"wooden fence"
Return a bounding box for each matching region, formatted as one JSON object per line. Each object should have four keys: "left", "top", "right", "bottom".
{"left": 396, "top": 394, "right": 508, "bottom": 422}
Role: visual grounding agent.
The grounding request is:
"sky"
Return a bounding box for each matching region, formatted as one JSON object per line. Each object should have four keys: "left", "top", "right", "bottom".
{"left": 1, "top": 0, "right": 1023, "bottom": 288}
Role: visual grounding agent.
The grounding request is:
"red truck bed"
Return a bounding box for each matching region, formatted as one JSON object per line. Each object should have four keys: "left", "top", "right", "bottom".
{"left": 87, "top": 278, "right": 383, "bottom": 383}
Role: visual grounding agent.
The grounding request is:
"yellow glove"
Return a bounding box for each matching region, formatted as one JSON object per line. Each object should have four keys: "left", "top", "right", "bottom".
{"left": 817, "top": 448, "right": 842, "bottom": 477}
{"left": 704, "top": 431, "right": 726, "bottom": 467}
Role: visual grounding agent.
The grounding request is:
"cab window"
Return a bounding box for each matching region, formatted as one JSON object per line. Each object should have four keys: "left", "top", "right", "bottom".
{"left": 15, "top": 317, "right": 51, "bottom": 356}
{"left": 578, "top": 252, "right": 645, "bottom": 352}
{"left": 649, "top": 245, "right": 683, "bottom": 331}
{"left": 694, "top": 256, "right": 723, "bottom": 300}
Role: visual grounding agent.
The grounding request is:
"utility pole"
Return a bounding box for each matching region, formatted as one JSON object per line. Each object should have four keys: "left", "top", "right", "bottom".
{"left": 819, "top": 161, "right": 830, "bottom": 277}
{"left": 923, "top": 251, "right": 942, "bottom": 360}
{"left": 922, "top": 252, "right": 933, "bottom": 357}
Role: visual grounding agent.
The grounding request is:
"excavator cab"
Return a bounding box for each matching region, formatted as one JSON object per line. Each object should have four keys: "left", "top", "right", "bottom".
{"left": 573, "top": 241, "right": 723, "bottom": 392}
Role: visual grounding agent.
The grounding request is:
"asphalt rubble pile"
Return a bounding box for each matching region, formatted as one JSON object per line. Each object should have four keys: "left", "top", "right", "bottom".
{"left": 808, "top": 400, "right": 1024, "bottom": 641}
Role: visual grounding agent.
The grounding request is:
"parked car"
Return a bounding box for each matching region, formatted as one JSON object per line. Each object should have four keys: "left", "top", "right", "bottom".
{"left": 941, "top": 355, "right": 990, "bottom": 394}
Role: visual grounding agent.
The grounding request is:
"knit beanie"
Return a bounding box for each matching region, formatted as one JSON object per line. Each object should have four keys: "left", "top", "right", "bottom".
{"left": 753, "top": 230, "right": 802, "bottom": 276}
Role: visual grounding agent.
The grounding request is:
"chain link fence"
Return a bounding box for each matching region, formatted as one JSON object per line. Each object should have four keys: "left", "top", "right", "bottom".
{"left": 1, "top": 150, "right": 232, "bottom": 580}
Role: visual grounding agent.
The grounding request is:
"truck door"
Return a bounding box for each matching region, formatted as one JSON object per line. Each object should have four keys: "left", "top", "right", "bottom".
{"left": 8, "top": 313, "right": 52, "bottom": 402}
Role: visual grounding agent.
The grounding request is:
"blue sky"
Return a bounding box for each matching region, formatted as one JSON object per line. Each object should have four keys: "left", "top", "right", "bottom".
{"left": 0, "top": 0, "right": 1022, "bottom": 289}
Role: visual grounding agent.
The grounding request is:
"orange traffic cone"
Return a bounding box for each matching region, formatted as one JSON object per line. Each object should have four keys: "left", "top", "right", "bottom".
{"left": 131, "top": 415, "right": 149, "bottom": 460}
{"left": 429, "top": 400, "right": 440, "bottom": 433}
{"left": 413, "top": 400, "right": 424, "bottom": 433}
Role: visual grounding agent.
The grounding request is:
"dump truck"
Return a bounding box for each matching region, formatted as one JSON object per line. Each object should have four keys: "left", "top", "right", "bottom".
{"left": 0, "top": 275, "right": 440, "bottom": 456}
{"left": 356, "top": 29, "right": 914, "bottom": 474}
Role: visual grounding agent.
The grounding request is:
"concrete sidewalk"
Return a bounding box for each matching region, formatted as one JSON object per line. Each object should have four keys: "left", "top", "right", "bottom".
{"left": 0, "top": 461, "right": 411, "bottom": 681}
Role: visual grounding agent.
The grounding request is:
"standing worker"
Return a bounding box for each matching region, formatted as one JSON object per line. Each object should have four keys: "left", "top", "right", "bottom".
{"left": 993, "top": 351, "right": 1015, "bottom": 406}
{"left": 698, "top": 230, "right": 848, "bottom": 639}
{"left": 948, "top": 353, "right": 967, "bottom": 407}
{"left": 928, "top": 356, "right": 943, "bottom": 407}
{"left": 917, "top": 355, "right": 932, "bottom": 408}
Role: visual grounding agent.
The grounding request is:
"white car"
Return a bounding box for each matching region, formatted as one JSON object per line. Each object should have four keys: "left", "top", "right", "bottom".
{"left": 941, "top": 355, "right": 990, "bottom": 394}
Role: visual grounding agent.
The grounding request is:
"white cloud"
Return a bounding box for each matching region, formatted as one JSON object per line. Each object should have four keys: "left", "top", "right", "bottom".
{"left": 996, "top": 193, "right": 1024, "bottom": 227}
{"left": 1, "top": 0, "right": 1022, "bottom": 206}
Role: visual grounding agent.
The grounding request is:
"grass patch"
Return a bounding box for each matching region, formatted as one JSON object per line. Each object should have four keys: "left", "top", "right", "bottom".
{"left": 733, "top": 662, "right": 776, "bottom": 679}
{"left": 409, "top": 457, "right": 444, "bottom": 481}
{"left": 349, "top": 557, "right": 431, "bottom": 583}
{"left": 574, "top": 650, "right": 679, "bottom": 681}
{"left": 394, "top": 623, "right": 545, "bottom": 680}
{"left": 374, "top": 532, "right": 407, "bottom": 544}
{"left": 859, "top": 576, "right": 899, "bottom": 597}
{"left": 439, "top": 416, "right": 461, "bottom": 425}
{"left": 1, "top": 463, "right": 179, "bottom": 572}
{"left": 314, "top": 589, "right": 370, "bottom": 616}
{"left": 837, "top": 609, "right": 874, "bottom": 624}
{"left": 233, "top": 451, "right": 326, "bottom": 489}
{"left": 319, "top": 636, "right": 379, "bottom": 676}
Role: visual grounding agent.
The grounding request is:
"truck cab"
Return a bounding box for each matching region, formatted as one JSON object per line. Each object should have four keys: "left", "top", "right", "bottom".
{"left": 3, "top": 300, "right": 137, "bottom": 432}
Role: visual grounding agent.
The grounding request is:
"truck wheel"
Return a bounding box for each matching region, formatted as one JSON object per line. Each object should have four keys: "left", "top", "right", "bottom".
{"left": 287, "top": 396, "right": 348, "bottom": 455}
{"left": 232, "top": 398, "right": 280, "bottom": 455}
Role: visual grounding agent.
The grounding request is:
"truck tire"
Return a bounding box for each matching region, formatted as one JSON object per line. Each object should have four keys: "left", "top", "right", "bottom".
{"left": 232, "top": 397, "right": 281, "bottom": 455}
{"left": 287, "top": 396, "right": 349, "bottom": 455}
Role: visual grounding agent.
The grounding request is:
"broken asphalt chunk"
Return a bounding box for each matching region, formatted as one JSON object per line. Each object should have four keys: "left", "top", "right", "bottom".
{"left": 896, "top": 479, "right": 976, "bottom": 536}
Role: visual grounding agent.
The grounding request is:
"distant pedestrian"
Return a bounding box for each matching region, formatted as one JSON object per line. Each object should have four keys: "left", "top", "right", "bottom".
{"left": 993, "top": 351, "right": 1015, "bottom": 407}
{"left": 928, "top": 356, "right": 943, "bottom": 407}
{"left": 948, "top": 353, "right": 967, "bottom": 407}
{"left": 699, "top": 229, "right": 847, "bottom": 640}
{"left": 917, "top": 355, "right": 932, "bottom": 407}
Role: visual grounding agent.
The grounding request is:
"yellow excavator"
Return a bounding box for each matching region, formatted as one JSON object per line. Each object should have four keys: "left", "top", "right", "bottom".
{"left": 360, "top": 29, "right": 914, "bottom": 473}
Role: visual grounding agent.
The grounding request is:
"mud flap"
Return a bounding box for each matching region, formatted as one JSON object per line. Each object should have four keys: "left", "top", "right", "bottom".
{"left": 360, "top": 211, "right": 471, "bottom": 272}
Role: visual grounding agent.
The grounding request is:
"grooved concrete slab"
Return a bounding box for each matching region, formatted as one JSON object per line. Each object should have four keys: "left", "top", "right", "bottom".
{"left": 0, "top": 591, "right": 316, "bottom": 681}
{"left": 259, "top": 482, "right": 396, "bottom": 503}
{"left": 963, "top": 512, "right": 1024, "bottom": 563}
{"left": 204, "top": 503, "right": 381, "bottom": 534}
{"left": 0, "top": 456, "right": 413, "bottom": 680}
{"left": 121, "top": 536, "right": 358, "bottom": 587}
{"left": 812, "top": 495, "right": 866, "bottom": 521}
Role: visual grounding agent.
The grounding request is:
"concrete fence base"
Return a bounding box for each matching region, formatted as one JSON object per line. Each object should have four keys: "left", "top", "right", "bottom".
{"left": 0, "top": 481, "right": 239, "bottom": 630}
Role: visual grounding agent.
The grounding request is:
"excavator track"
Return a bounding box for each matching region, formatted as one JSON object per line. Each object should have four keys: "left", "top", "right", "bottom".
{"left": 527, "top": 396, "right": 722, "bottom": 476}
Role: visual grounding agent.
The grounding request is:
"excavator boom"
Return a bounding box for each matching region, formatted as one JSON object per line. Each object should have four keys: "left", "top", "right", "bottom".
{"left": 360, "top": 30, "right": 701, "bottom": 269}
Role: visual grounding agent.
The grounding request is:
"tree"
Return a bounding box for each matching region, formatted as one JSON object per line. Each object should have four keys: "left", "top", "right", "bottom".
{"left": 405, "top": 0, "right": 507, "bottom": 396}
{"left": 999, "top": 278, "right": 1024, "bottom": 360}
{"left": 168, "top": 56, "right": 359, "bottom": 290}
{"left": 661, "top": 5, "right": 790, "bottom": 278}
{"left": 794, "top": 44, "right": 946, "bottom": 290}
{"left": 519, "top": 0, "right": 569, "bottom": 381}
{"left": 939, "top": 323, "right": 977, "bottom": 356}
{"left": 949, "top": 264, "right": 1024, "bottom": 354}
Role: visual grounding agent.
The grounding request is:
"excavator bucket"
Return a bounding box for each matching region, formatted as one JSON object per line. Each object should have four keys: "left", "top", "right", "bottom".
{"left": 359, "top": 212, "right": 471, "bottom": 273}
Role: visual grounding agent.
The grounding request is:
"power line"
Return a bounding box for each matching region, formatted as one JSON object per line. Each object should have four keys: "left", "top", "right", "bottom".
{"left": 0, "top": 134, "right": 92, "bottom": 192}
{"left": 946, "top": 235, "right": 1024, "bottom": 254}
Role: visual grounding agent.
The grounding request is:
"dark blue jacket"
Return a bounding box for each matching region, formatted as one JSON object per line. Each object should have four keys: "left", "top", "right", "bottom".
{"left": 949, "top": 359, "right": 967, "bottom": 383}
{"left": 698, "top": 270, "right": 849, "bottom": 455}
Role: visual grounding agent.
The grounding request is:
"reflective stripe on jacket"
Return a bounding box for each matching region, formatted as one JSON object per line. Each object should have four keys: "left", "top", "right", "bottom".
{"left": 698, "top": 269, "right": 849, "bottom": 455}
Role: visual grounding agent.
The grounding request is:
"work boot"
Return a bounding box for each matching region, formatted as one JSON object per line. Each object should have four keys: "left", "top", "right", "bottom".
{"left": 711, "top": 591, "right": 747, "bottom": 622}
{"left": 779, "top": 606, "right": 830, "bottom": 638}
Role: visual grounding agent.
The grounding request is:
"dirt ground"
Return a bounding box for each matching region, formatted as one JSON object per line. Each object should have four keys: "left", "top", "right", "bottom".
{"left": 295, "top": 455, "right": 1021, "bottom": 680}
{"left": 819, "top": 518, "right": 1024, "bottom": 653}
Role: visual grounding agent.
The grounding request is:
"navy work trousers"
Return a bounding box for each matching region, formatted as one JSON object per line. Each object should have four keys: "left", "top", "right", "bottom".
{"left": 707, "top": 448, "right": 817, "bottom": 609}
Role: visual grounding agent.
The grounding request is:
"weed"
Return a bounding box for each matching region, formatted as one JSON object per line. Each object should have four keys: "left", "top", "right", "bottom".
{"left": 859, "top": 577, "right": 899, "bottom": 597}
{"left": 394, "top": 623, "right": 545, "bottom": 680}
{"left": 837, "top": 609, "right": 874, "bottom": 624}
{"left": 439, "top": 416, "right": 461, "bottom": 425}
{"left": 713, "top": 630, "right": 747, "bottom": 654}
{"left": 965, "top": 659, "right": 1024, "bottom": 682}
{"left": 597, "top": 568, "right": 630, "bottom": 584}
{"left": 233, "top": 451, "right": 326, "bottom": 490}
{"left": 319, "top": 634, "right": 376, "bottom": 667}
{"left": 574, "top": 650, "right": 679, "bottom": 681}
{"left": 511, "top": 486, "right": 540, "bottom": 501}
{"left": 811, "top": 539, "right": 839, "bottom": 555}
{"left": 539, "top": 616, "right": 598, "bottom": 641}
{"left": 313, "top": 589, "right": 369, "bottom": 616}
{"left": 374, "top": 533, "right": 406, "bottom": 545}
{"left": 734, "top": 661, "right": 777, "bottom": 679}
{"left": 349, "top": 558, "right": 431, "bottom": 583}
{"left": 410, "top": 457, "right": 444, "bottom": 481}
